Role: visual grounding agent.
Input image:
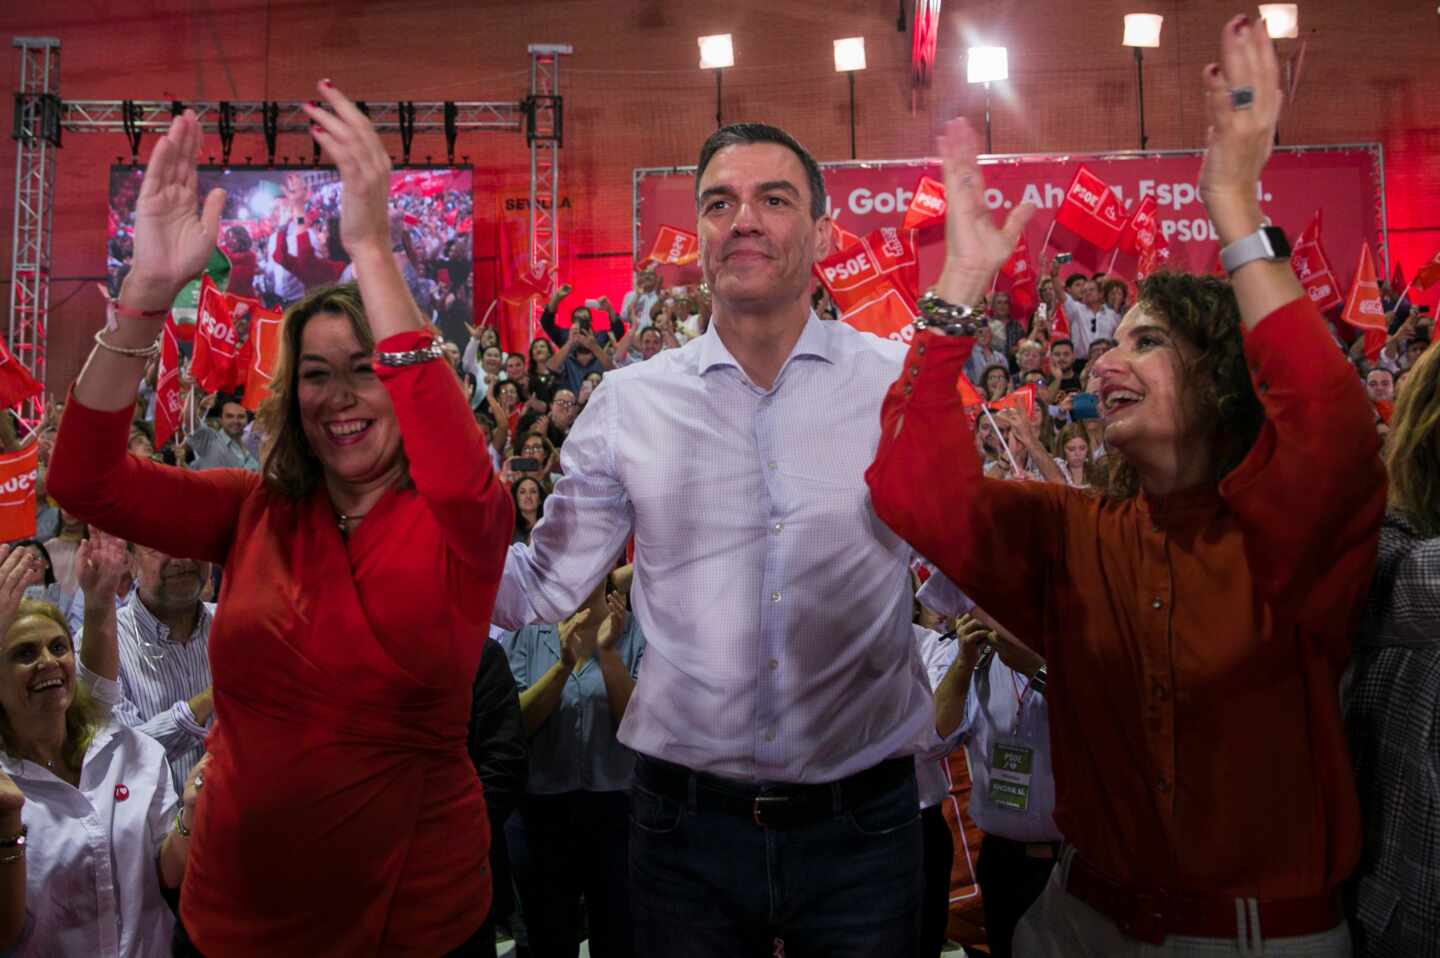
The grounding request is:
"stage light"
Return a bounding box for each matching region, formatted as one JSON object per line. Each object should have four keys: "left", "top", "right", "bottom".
{"left": 1259, "top": 4, "right": 1299, "bottom": 39}
{"left": 1122, "top": 13, "right": 1164, "bottom": 48}
{"left": 833, "top": 37, "right": 867, "bottom": 73}
{"left": 1122, "top": 15, "right": 1163, "bottom": 150}
{"left": 966, "top": 46, "right": 1008, "bottom": 85}
{"left": 698, "top": 34, "right": 734, "bottom": 70}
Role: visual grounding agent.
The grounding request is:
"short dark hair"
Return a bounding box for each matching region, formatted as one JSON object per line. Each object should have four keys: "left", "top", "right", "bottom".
{"left": 695, "top": 123, "right": 827, "bottom": 221}
{"left": 1064, "top": 274, "right": 1087, "bottom": 291}
{"left": 1367, "top": 367, "right": 1394, "bottom": 383}
{"left": 1050, "top": 338, "right": 1074, "bottom": 351}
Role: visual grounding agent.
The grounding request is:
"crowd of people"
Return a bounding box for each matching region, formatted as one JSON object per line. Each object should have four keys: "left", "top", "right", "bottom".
{"left": 0, "top": 16, "right": 1435, "bottom": 958}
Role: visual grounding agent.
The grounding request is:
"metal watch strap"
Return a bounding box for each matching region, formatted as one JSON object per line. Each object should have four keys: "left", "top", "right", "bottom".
{"left": 375, "top": 342, "right": 445, "bottom": 367}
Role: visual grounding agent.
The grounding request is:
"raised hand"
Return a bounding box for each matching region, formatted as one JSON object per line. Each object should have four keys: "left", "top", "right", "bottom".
{"left": 301, "top": 82, "right": 392, "bottom": 257}
{"left": 0, "top": 545, "right": 43, "bottom": 633}
{"left": 954, "top": 613, "right": 995, "bottom": 670}
{"left": 76, "top": 533, "right": 130, "bottom": 606}
{"left": 933, "top": 118, "right": 1036, "bottom": 306}
{"left": 559, "top": 608, "right": 594, "bottom": 666}
{"left": 124, "top": 111, "right": 228, "bottom": 310}
{"left": 1198, "top": 14, "right": 1283, "bottom": 240}
{"left": 597, "top": 591, "right": 628, "bottom": 652}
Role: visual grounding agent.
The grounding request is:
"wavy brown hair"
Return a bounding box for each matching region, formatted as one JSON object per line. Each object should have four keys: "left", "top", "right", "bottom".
{"left": 0, "top": 600, "right": 105, "bottom": 771}
{"left": 257, "top": 283, "right": 378, "bottom": 499}
{"left": 1385, "top": 338, "right": 1440, "bottom": 535}
{"left": 1105, "top": 272, "right": 1265, "bottom": 498}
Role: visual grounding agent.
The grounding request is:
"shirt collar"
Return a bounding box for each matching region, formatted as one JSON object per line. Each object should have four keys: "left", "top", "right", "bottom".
{"left": 695, "top": 311, "right": 836, "bottom": 379}
{"left": 126, "top": 592, "right": 212, "bottom": 645}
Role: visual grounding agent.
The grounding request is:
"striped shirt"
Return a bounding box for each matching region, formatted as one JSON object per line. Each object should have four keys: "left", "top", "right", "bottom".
{"left": 78, "top": 595, "right": 214, "bottom": 792}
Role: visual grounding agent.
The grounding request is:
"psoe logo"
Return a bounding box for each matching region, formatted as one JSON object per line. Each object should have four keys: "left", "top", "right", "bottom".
{"left": 0, "top": 471, "right": 35, "bottom": 496}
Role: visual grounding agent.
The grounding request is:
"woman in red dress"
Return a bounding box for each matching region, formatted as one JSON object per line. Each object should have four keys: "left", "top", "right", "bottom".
{"left": 49, "top": 82, "right": 512, "bottom": 956}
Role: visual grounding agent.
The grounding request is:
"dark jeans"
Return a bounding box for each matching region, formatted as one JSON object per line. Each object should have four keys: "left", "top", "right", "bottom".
{"left": 974, "top": 833, "right": 1058, "bottom": 958}
{"left": 920, "top": 805, "right": 955, "bottom": 957}
{"left": 506, "top": 790, "right": 632, "bottom": 958}
{"left": 629, "top": 756, "right": 923, "bottom": 958}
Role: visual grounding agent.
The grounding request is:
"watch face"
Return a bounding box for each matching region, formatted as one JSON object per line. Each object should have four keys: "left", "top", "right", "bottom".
{"left": 1262, "top": 226, "right": 1291, "bottom": 259}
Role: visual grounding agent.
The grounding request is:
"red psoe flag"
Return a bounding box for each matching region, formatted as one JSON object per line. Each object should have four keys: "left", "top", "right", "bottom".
{"left": 1118, "top": 196, "right": 1160, "bottom": 256}
{"left": 499, "top": 259, "right": 554, "bottom": 306}
{"left": 1342, "top": 244, "right": 1388, "bottom": 363}
{"left": 242, "top": 304, "right": 285, "bottom": 413}
{"left": 997, "top": 234, "right": 1039, "bottom": 314}
{"left": 647, "top": 226, "right": 700, "bottom": 266}
{"left": 1054, "top": 166, "right": 1127, "bottom": 251}
{"left": 955, "top": 371, "right": 986, "bottom": 425}
{"left": 814, "top": 227, "right": 921, "bottom": 340}
{"left": 0, "top": 444, "right": 39, "bottom": 541}
{"left": 0, "top": 338, "right": 42, "bottom": 409}
{"left": 828, "top": 219, "right": 861, "bottom": 253}
{"left": 989, "top": 384, "right": 1037, "bottom": 419}
{"left": 1413, "top": 250, "right": 1440, "bottom": 290}
{"left": 835, "top": 284, "right": 919, "bottom": 340}
{"left": 1289, "top": 211, "right": 1344, "bottom": 312}
{"left": 1135, "top": 231, "right": 1172, "bottom": 281}
{"left": 901, "top": 176, "right": 947, "bottom": 232}
{"left": 191, "top": 275, "right": 242, "bottom": 393}
{"left": 154, "top": 318, "right": 183, "bottom": 450}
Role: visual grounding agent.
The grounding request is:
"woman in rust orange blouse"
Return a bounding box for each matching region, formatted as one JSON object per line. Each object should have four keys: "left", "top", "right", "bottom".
{"left": 867, "top": 17, "right": 1383, "bottom": 956}
{"left": 49, "top": 82, "right": 512, "bottom": 955}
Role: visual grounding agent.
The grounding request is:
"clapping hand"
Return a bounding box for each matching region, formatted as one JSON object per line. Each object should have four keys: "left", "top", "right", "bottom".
{"left": 301, "top": 82, "right": 392, "bottom": 257}
{"left": 933, "top": 118, "right": 1036, "bottom": 305}
{"left": 559, "top": 608, "right": 595, "bottom": 667}
{"left": 597, "top": 591, "right": 628, "bottom": 652}
{"left": 0, "top": 545, "right": 43, "bottom": 633}
{"left": 76, "top": 533, "right": 130, "bottom": 606}
{"left": 124, "top": 110, "right": 227, "bottom": 311}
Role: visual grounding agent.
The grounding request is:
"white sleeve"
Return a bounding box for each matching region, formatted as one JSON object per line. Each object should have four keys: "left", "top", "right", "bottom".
{"left": 490, "top": 376, "right": 634, "bottom": 629}
{"left": 916, "top": 570, "right": 977, "bottom": 619}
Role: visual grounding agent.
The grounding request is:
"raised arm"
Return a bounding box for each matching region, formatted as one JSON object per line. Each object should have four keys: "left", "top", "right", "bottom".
{"left": 303, "top": 82, "right": 512, "bottom": 575}
{"left": 595, "top": 591, "right": 638, "bottom": 723}
{"left": 0, "top": 547, "right": 42, "bottom": 948}
{"left": 50, "top": 110, "right": 256, "bottom": 561}
{"left": 865, "top": 118, "right": 1063, "bottom": 644}
{"left": 540, "top": 285, "right": 570, "bottom": 345}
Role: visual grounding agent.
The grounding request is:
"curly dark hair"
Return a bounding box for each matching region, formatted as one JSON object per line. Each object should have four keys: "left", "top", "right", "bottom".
{"left": 1106, "top": 272, "right": 1265, "bottom": 498}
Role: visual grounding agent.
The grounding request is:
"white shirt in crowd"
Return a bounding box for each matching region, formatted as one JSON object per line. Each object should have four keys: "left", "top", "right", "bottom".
{"left": 493, "top": 314, "right": 942, "bottom": 784}
{"left": 916, "top": 572, "right": 1061, "bottom": 843}
{"left": 1062, "top": 296, "right": 1121, "bottom": 357}
{"left": 77, "top": 597, "right": 215, "bottom": 793}
{"left": 619, "top": 288, "right": 660, "bottom": 330}
{"left": 2, "top": 706, "right": 178, "bottom": 957}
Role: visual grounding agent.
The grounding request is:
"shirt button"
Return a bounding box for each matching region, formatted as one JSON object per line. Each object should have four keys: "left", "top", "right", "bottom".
{"left": 1152, "top": 597, "right": 1164, "bottom": 610}
{"left": 903, "top": 383, "right": 913, "bottom": 396}
{"left": 768, "top": 659, "right": 779, "bottom": 671}
{"left": 764, "top": 729, "right": 776, "bottom": 742}
{"left": 916, "top": 344, "right": 926, "bottom": 356}
{"left": 773, "top": 522, "right": 784, "bottom": 532}
{"left": 910, "top": 366, "right": 921, "bottom": 377}
{"left": 771, "top": 591, "right": 782, "bottom": 603}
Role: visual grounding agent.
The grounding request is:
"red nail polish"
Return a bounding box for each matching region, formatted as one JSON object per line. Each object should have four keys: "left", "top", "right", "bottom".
{"left": 1235, "top": 14, "right": 1249, "bottom": 31}
{"left": 320, "top": 78, "right": 333, "bottom": 88}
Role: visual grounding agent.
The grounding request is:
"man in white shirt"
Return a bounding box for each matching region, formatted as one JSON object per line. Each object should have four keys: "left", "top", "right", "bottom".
{"left": 619, "top": 265, "right": 662, "bottom": 330}
{"left": 1060, "top": 277, "right": 1121, "bottom": 358}
{"left": 493, "top": 122, "right": 939, "bottom": 956}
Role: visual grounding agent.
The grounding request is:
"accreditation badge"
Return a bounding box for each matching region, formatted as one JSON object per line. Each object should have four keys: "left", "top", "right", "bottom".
{"left": 988, "top": 742, "right": 1034, "bottom": 812}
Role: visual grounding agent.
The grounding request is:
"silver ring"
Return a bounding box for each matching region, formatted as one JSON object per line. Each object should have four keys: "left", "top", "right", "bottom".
{"left": 1228, "top": 86, "right": 1255, "bottom": 110}
{"left": 193, "top": 773, "right": 204, "bottom": 791}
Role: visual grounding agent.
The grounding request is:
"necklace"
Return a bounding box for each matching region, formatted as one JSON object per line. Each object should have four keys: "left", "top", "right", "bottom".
{"left": 336, "top": 511, "right": 368, "bottom": 535}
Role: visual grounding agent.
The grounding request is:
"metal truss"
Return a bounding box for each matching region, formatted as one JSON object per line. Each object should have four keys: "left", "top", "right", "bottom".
{"left": 525, "top": 43, "right": 570, "bottom": 341}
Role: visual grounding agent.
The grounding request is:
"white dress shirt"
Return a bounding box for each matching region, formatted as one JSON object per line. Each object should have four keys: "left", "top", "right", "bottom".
{"left": 1063, "top": 296, "right": 1121, "bottom": 357}
{"left": 2, "top": 711, "right": 178, "bottom": 957}
{"left": 77, "top": 597, "right": 214, "bottom": 793}
{"left": 493, "top": 313, "right": 941, "bottom": 784}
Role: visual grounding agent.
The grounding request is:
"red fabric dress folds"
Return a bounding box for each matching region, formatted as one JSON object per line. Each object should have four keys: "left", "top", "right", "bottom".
{"left": 866, "top": 297, "right": 1386, "bottom": 903}
{"left": 49, "top": 331, "right": 514, "bottom": 956}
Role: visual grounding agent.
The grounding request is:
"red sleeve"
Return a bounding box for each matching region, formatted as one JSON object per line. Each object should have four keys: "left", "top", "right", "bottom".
{"left": 1220, "top": 295, "right": 1387, "bottom": 617}
{"left": 375, "top": 331, "right": 513, "bottom": 576}
{"left": 47, "top": 393, "right": 258, "bottom": 565}
{"left": 866, "top": 333, "right": 1068, "bottom": 648}
{"left": 272, "top": 226, "right": 300, "bottom": 275}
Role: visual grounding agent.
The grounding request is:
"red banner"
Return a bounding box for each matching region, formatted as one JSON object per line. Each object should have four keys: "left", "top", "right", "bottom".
{"left": 814, "top": 228, "right": 920, "bottom": 340}
{"left": 647, "top": 226, "right": 700, "bottom": 266}
{"left": 996, "top": 234, "right": 1038, "bottom": 314}
{"left": 0, "top": 444, "right": 38, "bottom": 542}
{"left": 1291, "top": 210, "right": 1344, "bottom": 313}
{"left": 1054, "top": 166, "right": 1127, "bottom": 251}
{"left": 901, "top": 176, "right": 947, "bottom": 232}
{"left": 154, "top": 319, "right": 183, "bottom": 450}
{"left": 990, "top": 384, "right": 1037, "bottom": 419}
{"left": 0, "top": 339, "right": 42, "bottom": 409}
{"left": 828, "top": 219, "right": 860, "bottom": 253}
{"left": 637, "top": 147, "right": 1383, "bottom": 297}
{"left": 1135, "top": 231, "right": 1172, "bottom": 281}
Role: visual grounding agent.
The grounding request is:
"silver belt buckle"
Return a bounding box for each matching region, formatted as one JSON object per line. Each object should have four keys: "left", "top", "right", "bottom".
{"left": 752, "top": 794, "right": 789, "bottom": 827}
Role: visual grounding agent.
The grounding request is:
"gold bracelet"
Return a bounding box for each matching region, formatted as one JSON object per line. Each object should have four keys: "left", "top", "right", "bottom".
{"left": 174, "top": 807, "right": 191, "bottom": 838}
{"left": 93, "top": 328, "right": 162, "bottom": 360}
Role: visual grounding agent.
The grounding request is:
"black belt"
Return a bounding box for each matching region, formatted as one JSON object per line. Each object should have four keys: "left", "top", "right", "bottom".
{"left": 635, "top": 755, "right": 913, "bottom": 830}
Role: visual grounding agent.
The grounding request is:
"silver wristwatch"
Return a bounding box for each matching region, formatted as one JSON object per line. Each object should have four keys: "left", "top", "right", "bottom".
{"left": 914, "top": 291, "right": 982, "bottom": 337}
{"left": 1218, "top": 225, "right": 1291, "bottom": 276}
